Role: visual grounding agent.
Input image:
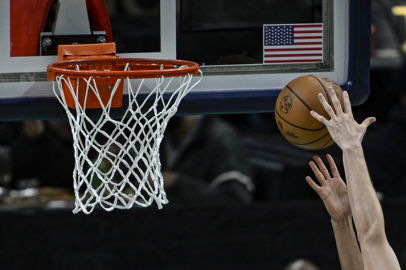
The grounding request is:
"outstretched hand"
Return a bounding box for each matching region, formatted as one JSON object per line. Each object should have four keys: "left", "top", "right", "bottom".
{"left": 310, "top": 86, "right": 375, "bottom": 149}
{"left": 306, "top": 154, "right": 350, "bottom": 221}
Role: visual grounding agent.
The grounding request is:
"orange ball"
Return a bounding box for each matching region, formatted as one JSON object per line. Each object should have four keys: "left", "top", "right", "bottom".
{"left": 275, "top": 75, "right": 344, "bottom": 150}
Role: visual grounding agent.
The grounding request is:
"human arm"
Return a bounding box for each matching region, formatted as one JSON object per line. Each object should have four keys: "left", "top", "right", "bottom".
{"left": 310, "top": 87, "right": 400, "bottom": 269}
{"left": 331, "top": 216, "right": 363, "bottom": 270}
{"left": 306, "top": 154, "right": 364, "bottom": 270}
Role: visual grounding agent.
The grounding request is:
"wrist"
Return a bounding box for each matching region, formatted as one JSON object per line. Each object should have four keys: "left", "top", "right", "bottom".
{"left": 340, "top": 141, "right": 363, "bottom": 154}
{"left": 331, "top": 214, "right": 352, "bottom": 225}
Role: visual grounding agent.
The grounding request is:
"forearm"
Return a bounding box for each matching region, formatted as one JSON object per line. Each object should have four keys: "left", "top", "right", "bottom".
{"left": 341, "top": 143, "right": 385, "bottom": 240}
{"left": 332, "top": 215, "right": 364, "bottom": 270}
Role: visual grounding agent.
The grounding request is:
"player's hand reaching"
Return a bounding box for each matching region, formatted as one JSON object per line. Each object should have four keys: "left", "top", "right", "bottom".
{"left": 306, "top": 154, "right": 350, "bottom": 221}
{"left": 310, "top": 86, "right": 375, "bottom": 149}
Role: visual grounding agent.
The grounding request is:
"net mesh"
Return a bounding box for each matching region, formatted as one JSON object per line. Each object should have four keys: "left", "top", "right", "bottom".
{"left": 52, "top": 66, "right": 202, "bottom": 214}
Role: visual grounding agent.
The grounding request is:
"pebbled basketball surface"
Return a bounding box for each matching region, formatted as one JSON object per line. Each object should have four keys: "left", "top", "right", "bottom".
{"left": 275, "top": 75, "right": 344, "bottom": 150}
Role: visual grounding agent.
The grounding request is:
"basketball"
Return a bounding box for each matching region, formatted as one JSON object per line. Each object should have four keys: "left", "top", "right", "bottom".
{"left": 275, "top": 75, "right": 344, "bottom": 150}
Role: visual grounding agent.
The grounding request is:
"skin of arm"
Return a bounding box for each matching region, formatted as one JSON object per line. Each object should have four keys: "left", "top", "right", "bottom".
{"left": 331, "top": 215, "right": 363, "bottom": 270}
{"left": 306, "top": 154, "right": 364, "bottom": 270}
{"left": 310, "top": 86, "right": 400, "bottom": 270}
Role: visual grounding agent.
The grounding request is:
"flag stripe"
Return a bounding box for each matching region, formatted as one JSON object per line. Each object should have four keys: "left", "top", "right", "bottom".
{"left": 264, "top": 59, "right": 323, "bottom": 63}
{"left": 264, "top": 47, "right": 322, "bottom": 52}
{"left": 293, "top": 24, "right": 323, "bottom": 28}
{"left": 294, "top": 30, "right": 322, "bottom": 34}
{"left": 293, "top": 42, "right": 322, "bottom": 45}
{"left": 266, "top": 45, "right": 323, "bottom": 50}
{"left": 294, "top": 36, "right": 322, "bottom": 39}
{"left": 265, "top": 56, "right": 323, "bottom": 60}
{"left": 295, "top": 33, "right": 322, "bottom": 37}
{"left": 264, "top": 53, "right": 322, "bottom": 57}
{"left": 295, "top": 27, "right": 323, "bottom": 31}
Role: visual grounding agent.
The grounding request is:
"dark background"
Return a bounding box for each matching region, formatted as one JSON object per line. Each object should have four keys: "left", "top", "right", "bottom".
{"left": 1, "top": 199, "right": 405, "bottom": 270}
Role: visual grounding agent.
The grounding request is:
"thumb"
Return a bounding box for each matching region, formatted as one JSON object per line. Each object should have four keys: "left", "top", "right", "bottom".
{"left": 359, "top": 117, "right": 376, "bottom": 142}
{"left": 361, "top": 117, "right": 376, "bottom": 129}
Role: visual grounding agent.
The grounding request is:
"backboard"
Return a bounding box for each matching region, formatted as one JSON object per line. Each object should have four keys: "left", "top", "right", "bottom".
{"left": 0, "top": 0, "right": 370, "bottom": 120}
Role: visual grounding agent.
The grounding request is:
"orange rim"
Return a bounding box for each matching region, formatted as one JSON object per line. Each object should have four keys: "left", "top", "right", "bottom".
{"left": 47, "top": 57, "right": 200, "bottom": 81}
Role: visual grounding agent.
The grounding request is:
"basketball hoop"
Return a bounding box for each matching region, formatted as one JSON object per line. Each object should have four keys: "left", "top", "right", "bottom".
{"left": 47, "top": 57, "right": 202, "bottom": 214}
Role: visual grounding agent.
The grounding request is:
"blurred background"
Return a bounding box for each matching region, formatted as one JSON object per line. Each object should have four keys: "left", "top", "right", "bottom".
{"left": 1, "top": 0, "right": 406, "bottom": 269}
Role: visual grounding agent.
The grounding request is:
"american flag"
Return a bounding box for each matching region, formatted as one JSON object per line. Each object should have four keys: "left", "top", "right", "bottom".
{"left": 263, "top": 24, "right": 323, "bottom": 64}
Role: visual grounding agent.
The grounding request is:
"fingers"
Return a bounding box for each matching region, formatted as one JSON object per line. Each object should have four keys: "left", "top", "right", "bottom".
{"left": 307, "top": 155, "right": 331, "bottom": 187}
{"left": 306, "top": 156, "right": 328, "bottom": 194}
{"left": 310, "top": 109, "right": 327, "bottom": 125}
{"left": 313, "top": 155, "right": 331, "bottom": 180}
{"left": 317, "top": 92, "right": 337, "bottom": 121}
{"left": 342, "top": 90, "right": 352, "bottom": 115}
{"left": 310, "top": 87, "right": 351, "bottom": 124}
{"left": 327, "top": 86, "right": 344, "bottom": 116}
{"left": 305, "top": 176, "right": 322, "bottom": 193}
{"left": 326, "top": 154, "right": 340, "bottom": 178}
{"left": 310, "top": 89, "right": 337, "bottom": 124}
{"left": 306, "top": 155, "right": 336, "bottom": 194}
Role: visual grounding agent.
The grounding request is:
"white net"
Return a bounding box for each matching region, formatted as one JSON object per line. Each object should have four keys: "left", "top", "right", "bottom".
{"left": 52, "top": 67, "right": 202, "bottom": 214}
